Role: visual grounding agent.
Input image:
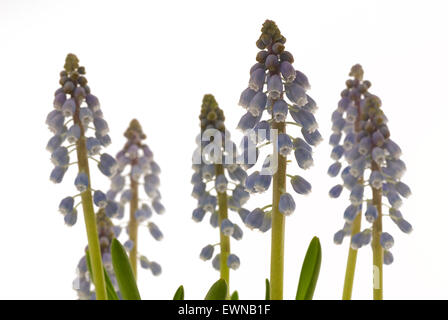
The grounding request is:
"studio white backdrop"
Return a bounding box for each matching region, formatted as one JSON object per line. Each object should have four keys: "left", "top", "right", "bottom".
{"left": 0, "top": 0, "right": 447, "bottom": 299}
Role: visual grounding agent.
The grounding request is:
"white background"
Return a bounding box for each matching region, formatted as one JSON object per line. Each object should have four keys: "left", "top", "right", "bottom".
{"left": 1, "top": 0, "right": 447, "bottom": 300}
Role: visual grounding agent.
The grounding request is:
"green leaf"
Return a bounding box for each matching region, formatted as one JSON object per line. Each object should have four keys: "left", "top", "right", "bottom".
{"left": 173, "top": 285, "right": 185, "bottom": 300}
{"left": 265, "top": 278, "right": 270, "bottom": 300}
{"left": 111, "top": 238, "right": 141, "bottom": 300}
{"left": 204, "top": 279, "right": 227, "bottom": 300}
{"left": 296, "top": 236, "right": 322, "bottom": 300}
{"left": 230, "top": 291, "right": 239, "bottom": 300}
{"left": 85, "top": 250, "right": 119, "bottom": 300}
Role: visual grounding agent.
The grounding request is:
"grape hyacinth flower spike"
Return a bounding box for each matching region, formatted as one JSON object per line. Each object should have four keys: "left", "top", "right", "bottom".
{"left": 192, "top": 94, "right": 249, "bottom": 295}
{"left": 237, "top": 20, "right": 321, "bottom": 299}
{"left": 328, "top": 65, "right": 412, "bottom": 300}
{"left": 46, "top": 54, "right": 116, "bottom": 300}
{"left": 104, "top": 119, "right": 164, "bottom": 279}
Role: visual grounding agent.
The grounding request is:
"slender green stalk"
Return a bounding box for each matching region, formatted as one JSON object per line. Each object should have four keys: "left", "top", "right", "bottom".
{"left": 371, "top": 162, "right": 383, "bottom": 300}
{"left": 129, "top": 169, "right": 139, "bottom": 278}
{"left": 215, "top": 164, "right": 230, "bottom": 298}
{"left": 73, "top": 105, "right": 107, "bottom": 300}
{"left": 342, "top": 211, "right": 361, "bottom": 300}
{"left": 342, "top": 88, "right": 363, "bottom": 300}
{"left": 270, "top": 120, "right": 286, "bottom": 300}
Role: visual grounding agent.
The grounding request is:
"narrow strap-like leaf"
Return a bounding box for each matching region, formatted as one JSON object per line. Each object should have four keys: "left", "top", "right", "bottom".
{"left": 296, "top": 236, "right": 322, "bottom": 300}
{"left": 230, "top": 291, "right": 239, "bottom": 300}
{"left": 86, "top": 250, "right": 119, "bottom": 300}
{"left": 173, "top": 285, "right": 185, "bottom": 300}
{"left": 204, "top": 279, "right": 227, "bottom": 300}
{"left": 111, "top": 239, "right": 141, "bottom": 300}
{"left": 265, "top": 278, "right": 270, "bottom": 300}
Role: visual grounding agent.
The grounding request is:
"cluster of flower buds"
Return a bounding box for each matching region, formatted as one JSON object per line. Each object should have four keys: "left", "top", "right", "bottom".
{"left": 104, "top": 119, "right": 163, "bottom": 276}
{"left": 237, "top": 20, "right": 320, "bottom": 223}
{"left": 73, "top": 210, "right": 121, "bottom": 300}
{"left": 46, "top": 54, "right": 116, "bottom": 225}
{"left": 192, "top": 95, "right": 248, "bottom": 271}
{"left": 329, "top": 64, "right": 412, "bottom": 264}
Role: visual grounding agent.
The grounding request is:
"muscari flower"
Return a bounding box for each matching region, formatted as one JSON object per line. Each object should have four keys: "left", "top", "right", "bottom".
{"left": 192, "top": 94, "right": 248, "bottom": 275}
{"left": 102, "top": 119, "right": 164, "bottom": 278}
{"left": 236, "top": 20, "right": 319, "bottom": 226}
{"left": 328, "top": 64, "right": 412, "bottom": 266}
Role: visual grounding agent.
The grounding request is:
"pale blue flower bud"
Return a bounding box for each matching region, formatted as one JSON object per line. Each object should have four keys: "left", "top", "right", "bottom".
{"left": 111, "top": 175, "right": 125, "bottom": 192}
{"left": 290, "top": 175, "right": 311, "bottom": 195}
{"left": 237, "top": 112, "right": 261, "bottom": 131}
{"left": 200, "top": 194, "right": 217, "bottom": 212}
{"left": 369, "top": 171, "right": 383, "bottom": 189}
{"left": 192, "top": 182, "right": 206, "bottom": 199}
{"left": 327, "top": 162, "right": 341, "bottom": 177}
{"left": 343, "top": 132, "right": 356, "bottom": 151}
{"left": 86, "top": 94, "right": 100, "bottom": 111}
{"left": 329, "top": 133, "right": 342, "bottom": 147}
{"left": 93, "top": 190, "right": 107, "bottom": 208}
{"left": 344, "top": 204, "right": 359, "bottom": 222}
{"left": 120, "top": 189, "right": 132, "bottom": 204}
{"left": 53, "top": 92, "right": 66, "bottom": 110}
{"left": 393, "top": 218, "right": 413, "bottom": 234}
{"left": 295, "top": 147, "right": 313, "bottom": 169}
{"left": 232, "top": 185, "right": 250, "bottom": 206}
{"left": 86, "top": 137, "right": 101, "bottom": 156}
{"left": 292, "top": 137, "right": 312, "bottom": 153}
{"left": 267, "top": 74, "right": 283, "bottom": 99}
{"left": 350, "top": 184, "right": 364, "bottom": 205}
{"left": 227, "top": 254, "right": 240, "bottom": 270}
{"left": 62, "top": 98, "right": 76, "bottom": 117}
{"left": 98, "top": 153, "right": 118, "bottom": 177}
{"left": 331, "top": 118, "right": 345, "bottom": 133}
{"left": 329, "top": 184, "right": 343, "bottom": 198}
{"left": 192, "top": 207, "right": 206, "bottom": 222}
{"left": 249, "top": 68, "right": 266, "bottom": 91}
{"left": 50, "top": 166, "right": 67, "bottom": 183}
{"left": 148, "top": 222, "right": 163, "bottom": 241}
{"left": 273, "top": 99, "right": 288, "bottom": 122}
{"left": 301, "top": 128, "right": 322, "bottom": 146}
{"left": 51, "top": 146, "right": 69, "bottom": 166}
{"left": 291, "top": 108, "right": 318, "bottom": 132}
{"left": 395, "top": 181, "right": 411, "bottom": 198}
{"left": 232, "top": 224, "right": 243, "bottom": 240}
{"left": 384, "top": 139, "right": 401, "bottom": 159}
{"left": 259, "top": 213, "right": 272, "bottom": 233}
{"left": 254, "top": 174, "right": 272, "bottom": 193}
{"left": 248, "top": 92, "right": 267, "bottom": 117}
{"left": 245, "top": 208, "right": 264, "bottom": 230}
{"left": 279, "top": 193, "right": 295, "bottom": 216}
{"left": 333, "top": 230, "right": 346, "bottom": 244}
{"left": 66, "top": 124, "right": 81, "bottom": 144}
{"left": 215, "top": 174, "right": 228, "bottom": 193}
{"left": 46, "top": 135, "right": 63, "bottom": 153}
{"left": 278, "top": 133, "right": 293, "bottom": 156}
{"left": 358, "top": 136, "right": 372, "bottom": 155}
{"left": 148, "top": 261, "right": 162, "bottom": 276}
{"left": 152, "top": 200, "right": 165, "bottom": 214}
{"left": 239, "top": 88, "right": 257, "bottom": 109}
{"left": 59, "top": 196, "right": 74, "bottom": 215}
{"left": 280, "top": 61, "right": 296, "bottom": 82}
{"left": 380, "top": 232, "right": 394, "bottom": 250}
{"left": 212, "top": 254, "right": 220, "bottom": 271}
{"left": 105, "top": 201, "right": 119, "bottom": 218}
{"left": 372, "top": 147, "right": 385, "bottom": 165}
{"left": 293, "top": 70, "right": 310, "bottom": 90}
{"left": 123, "top": 240, "right": 134, "bottom": 251}
{"left": 349, "top": 157, "right": 366, "bottom": 178}
{"left": 210, "top": 212, "right": 218, "bottom": 228}
{"left": 200, "top": 245, "right": 214, "bottom": 261}
{"left": 285, "top": 83, "right": 307, "bottom": 107}
{"left": 75, "top": 172, "right": 89, "bottom": 192}
{"left": 384, "top": 250, "right": 394, "bottom": 265}
{"left": 372, "top": 130, "right": 385, "bottom": 146}
{"left": 64, "top": 208, "right": 78, "bottom": 226}
{"left": 365, "top": 204, "right": 378, "bottom": 223}
{"left": 221, "top": 219, "right": 234, "bottom": 236}
{"left": 79, "top": 107, "right": 93, "bottom": 126}
{"left": 387, "top": 190, "right": 402, "bottom": 209}
{"left": 93, "top": 117, "right": 109, "bottom": 136}
{"left": 238, "top": 208, "right": 250, "bottom": 223}
{"left": 330, "top": 145, "right": 344, "bottom": 160}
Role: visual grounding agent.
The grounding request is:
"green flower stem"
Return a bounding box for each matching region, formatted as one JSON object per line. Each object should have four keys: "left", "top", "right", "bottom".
{"left": 342, "top": 93, "right": 363, "bottom": 300}
{"left": 270, "top": 120, "right": 286, "bottom": 300}
{"left": 215, "top": 164, "right": 230, "bottom": 298}
{"left": 342, "top": 211, "right": 361, "bottom": 300}
{"left": 129, "top": 169, "right": 139, "bottom": 279}
{"left": 73, "top": 106, "right": 107, "bottom": 300}
{"left": 371, "top": 162, "right": 383, "bottom": 300}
